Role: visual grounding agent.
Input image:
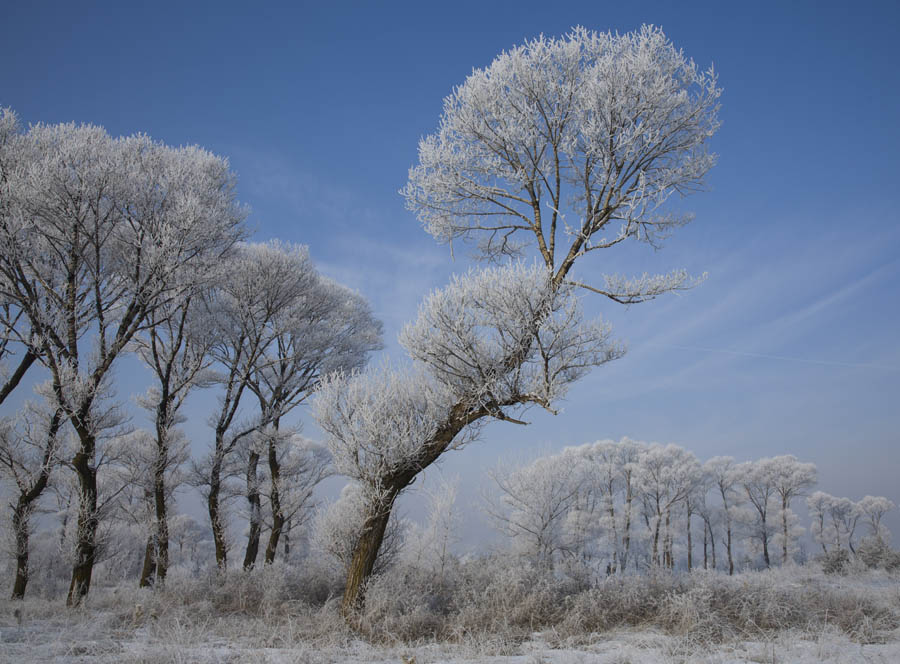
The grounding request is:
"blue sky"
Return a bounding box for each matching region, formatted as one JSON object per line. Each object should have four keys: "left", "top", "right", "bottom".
{"left": 2, "top": 0, "right": 899, "bottom": 548}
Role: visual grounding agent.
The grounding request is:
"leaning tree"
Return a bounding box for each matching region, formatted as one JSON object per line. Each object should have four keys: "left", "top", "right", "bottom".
{"left": 314, "top": 25, "right": 721, "bottom": 617}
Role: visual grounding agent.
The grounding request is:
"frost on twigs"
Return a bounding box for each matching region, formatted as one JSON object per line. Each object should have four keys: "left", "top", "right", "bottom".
{"left": 314, "top": 363, "right": 464, "bottom": 496}
{"left": 402, "top": 24, "right": 720, "bottom": 274}
{"left": 315, "top": 263, "right": 622, "bottom": 498}
{"left": 400, "top": 262, "right": 623, "bottom": 412}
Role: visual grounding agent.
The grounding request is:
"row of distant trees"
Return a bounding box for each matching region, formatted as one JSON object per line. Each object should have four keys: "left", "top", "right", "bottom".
{"left": 0, "top": 107, "right": 384, "bottom": 605}
{"left": 486, "top": 439, "right": 895, "bottom": 575}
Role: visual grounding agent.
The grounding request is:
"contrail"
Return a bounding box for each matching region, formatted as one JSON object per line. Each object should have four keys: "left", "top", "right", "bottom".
{"left": 646, "top": 343, "right": 899, "bottom": 371}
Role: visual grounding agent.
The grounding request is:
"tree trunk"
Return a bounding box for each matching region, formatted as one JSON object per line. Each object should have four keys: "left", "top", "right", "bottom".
{"left": 242, "top": 450, "right": 261, "bottom": 570}
{"left": 264, "top": 423, "right": 284, "bottom": 564}
{"left": 67, "top": 441, "right": 99, "bottom": 607}
{"left": 702, "top": 519, "right": 708, "bottom": 570}
{"left": 152, "top": 402, "right": 172, "bottom": 585}
{"left": 709, "top": 521, "right": 716, "bottom": 570}
{"left": 621, "top": 478, "right": 632, "bottom": 572}
{"left": 154, "top": 468, "right": 170, "bottom": 585}
{"left": 686, "top": 507, "right": 693, "bottom": 572}
{"left": 208, "top": 451, "right": 227, "bottom": 570}
{"left": 726, "top": 523, "right": 734, "bottom": 575}
{"left": 11, "top": 496, "right": 31, "bottom": 600}
{"left": 341, "top": 490, "right": 399, "bottom": 618}
{"left": 139, "top": 535, "right": 156, "bottom": 588}
{"left": 10, "top": 409, "right": 61, "bottom": 600}
{"left": 781, "top": 496, "right": 789, "bottom": 564}
{"left": 761, "top": 514, "right": 770, "bottom": 568}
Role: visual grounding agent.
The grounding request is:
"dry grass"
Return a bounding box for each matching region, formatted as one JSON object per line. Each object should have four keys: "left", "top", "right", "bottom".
{"left": 1, "top": 559, "right": 898, "bottom": 662}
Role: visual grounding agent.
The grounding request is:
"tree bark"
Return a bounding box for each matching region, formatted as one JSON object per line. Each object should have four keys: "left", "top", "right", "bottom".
{"left": 9, "top": 409, "right": 60, "bottom": 600}
{"left": 686, "top": 507, "right": 693, "bottom": 572}
{"left": 761, "top": 513, "right": 770, "bottom": 568}
{"left": 139, "top": 535, "right": 156, "bottom": 588}
{"left": 242, "top": 450, "right": 262, "bottom": 570}
{"left": 67, "top": 439, "right": 99, "bottom": 607}
{"left": 11, "top": 496, "right": 31, "bottom": 600}
{"left": 621, "top": 476, "right": 632, "bottom": 573}
{"left": 781, "top": 496, "right": 789, "bottom": 564}
{"left": 264, "top": 431, "right": 283, "bottom": 564}
{"left": 341, "top": 490, "right": 398, "bottom": 619}
{"left": 702, "top": 519, "right": 708, "bottom": 570}
{"left": 208, "top": 449, "right": 228, "bottom": 570}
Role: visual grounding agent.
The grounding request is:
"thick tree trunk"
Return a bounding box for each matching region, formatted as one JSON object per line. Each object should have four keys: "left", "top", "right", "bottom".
{"left": 11, "top": 497, "right": 31, "bottom": 600}
{"left": 208, "top": 451, "right": 228, "bottom": 570}
{"left": 242, "top": 450, "right": 262, "bottom": 570}
{"left": 139, "top": 535, "right": 156, "bottom": 588}
{"left": 67, "top": 442, "right": 99, "bottom": 607}
{"left": 152, "top": 402, "right": 172, "bottom": 585}
{"left": 153, "top": 469, "right": 170, "bottom": 585}
{"left": 0, "top": 350, "right": 36, "bottom": 406}
{"left": 341, "top": 491, "right": 398, "bottom": 619}
{"left": 264, "top": 434, "right": 283, "bottom": 564}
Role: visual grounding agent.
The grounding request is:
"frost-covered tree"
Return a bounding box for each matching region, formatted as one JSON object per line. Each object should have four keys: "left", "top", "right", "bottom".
{"left": 241, "top": 266, "right": 380, "bottom": 570}
{"left": 133, "top": 287, "right": 221, "bottom": 587}
{"left": 857, "top": 495, "right": 894, "bottom": 542}
{"left": 195, "top": 241, "right": 379, "bottom": 571}
{"left": 634, "top": 444, "right": 701, "bottom": 568}
{"left": 769, "top": 455, "right": 816, "bottom": 564}
{"left": 196, "top": 242, "right": 313, "bottom": 570}
{"left": 404, "top": 476, "right": 461, "bottom": 584}
{"left": 0, "top": 108, "right": 40, "bottom": 405}
{"left": 247, "top": 429, "right": 333, "bottom": 567}
{"left": 487, "top": 451, "right": 584, "bottom": 568}
{"left": 0, "top": 118, "right": 245, "bottom": 605}
{"left": 317, "top": 25, "right": 719, "bottom": 616}
{"left": 737, "top": 459, "right": 780, "bottom": 568}
{"left": 703, "top": 457, "right": 742, "bottom": 575}
{"left": 311, "top": 483, "right": 404, "bottom": 576}
{"left": 0, "top": 400, "right": 64, "bottom": 598}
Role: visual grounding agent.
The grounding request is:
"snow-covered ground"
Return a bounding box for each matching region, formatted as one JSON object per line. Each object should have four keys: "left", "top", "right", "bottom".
{"left": 3, "top": 564, "right": 898, "bottom": 663}
{"left": 2, "top": 619, "right": 899, "bottom": 663}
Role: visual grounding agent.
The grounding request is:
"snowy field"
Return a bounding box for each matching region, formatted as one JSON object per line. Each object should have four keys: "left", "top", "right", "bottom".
{"left": 2, "top": 563, "right": 898, "bottom": 663}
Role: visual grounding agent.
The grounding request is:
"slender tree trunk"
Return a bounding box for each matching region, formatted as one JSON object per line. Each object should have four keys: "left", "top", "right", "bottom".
{"left": 282, "top": 517, "right": 291, "bottom": 560}
{"left": 67, "top": 437, "right": 99, "bottom": 607}
{"left": 709, "top": 521, "right": 716, "bottom": 570}
{"left": 264, "top": 429, "right": 284, "bottom": 564}
{"left": 686, "top": 507, "right": 693, "bottom": 572}
{"left": 621, "top": 477, "right": 632, "bottom": 572}
{"left": 781, "top": 496, "right": 789, "bottom": 564}
{"left": 702, "top": 518, "right": 708, "bottom": 570}
{"left": 726, "top": 523, "right": 734, "bottom": 575}
{"left": 652, "top": 516, "right": 661, "bottom": 566}
{"left": 761, "top": 512, "right": 770, "bottom": 568}
{"left": 10, "top": 409, "right": 61, "bottom": 599}
{"left": 242, "top": 450, "right": 261, "bottom": 570}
